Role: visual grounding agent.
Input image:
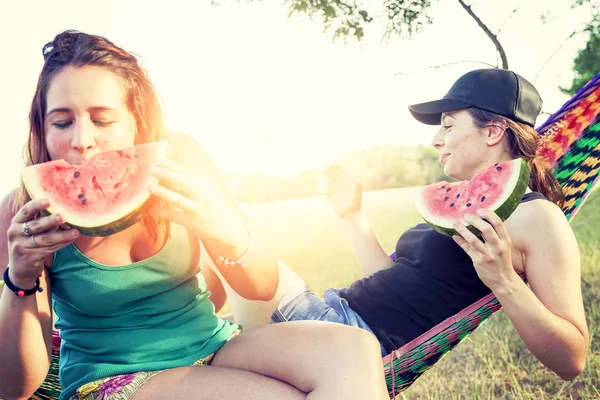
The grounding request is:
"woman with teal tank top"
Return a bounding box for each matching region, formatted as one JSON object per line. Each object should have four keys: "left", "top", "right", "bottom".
{"left": 0, "top": 30, "right": 389, "bottom": 400}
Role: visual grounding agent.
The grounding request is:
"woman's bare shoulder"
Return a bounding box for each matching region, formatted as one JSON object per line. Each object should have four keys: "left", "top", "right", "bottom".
{"left": 513, "top": 197, "right": 567, "bottom": 227}
{"left": 506, "top": 197, "right": 571, "bottom": 253}
{"left": 508, "top": 197, "right": 578, "bottom": 268}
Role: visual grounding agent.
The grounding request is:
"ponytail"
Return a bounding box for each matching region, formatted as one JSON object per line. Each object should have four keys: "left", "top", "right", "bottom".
{"left": 526, "top": 154, "right": 565, "bottom": 207}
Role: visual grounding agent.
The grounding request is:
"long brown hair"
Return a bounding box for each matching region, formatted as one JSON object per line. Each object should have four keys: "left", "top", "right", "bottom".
{"left": 467, "top": 108, "right": 564, "bottom": 207}
{"left": 13, "top": 30, "right": 169, "bottom": 239}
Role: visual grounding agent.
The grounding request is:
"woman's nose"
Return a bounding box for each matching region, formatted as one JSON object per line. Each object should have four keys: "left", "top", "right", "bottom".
{"left": 71, "top": 120, "right": 95, "bottom": 152}
{"left": 431, "top": 127, "right": 445, "bottom": 149}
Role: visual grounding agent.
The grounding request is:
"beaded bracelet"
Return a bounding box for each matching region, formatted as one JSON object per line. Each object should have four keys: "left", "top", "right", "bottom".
{"left": 1, "top": 267, "right": 43, "bottom": 297}
{"left": 216, "top": 232, "right": 253, "bottom": 269}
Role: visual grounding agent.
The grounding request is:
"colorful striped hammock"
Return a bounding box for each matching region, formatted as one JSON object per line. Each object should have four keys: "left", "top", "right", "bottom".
{"left": 7, "top": 73, "right": 600, "bottom": 400}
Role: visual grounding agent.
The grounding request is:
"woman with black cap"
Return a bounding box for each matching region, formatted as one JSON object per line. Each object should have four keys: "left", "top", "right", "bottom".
{"left": 214, "top": 68, "right": 589, "bottom": 381}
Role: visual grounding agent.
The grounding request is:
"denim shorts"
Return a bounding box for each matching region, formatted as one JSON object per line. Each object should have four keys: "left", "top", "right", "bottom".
{"left": 269, "top": 285, "right": 389, "bottom": 357}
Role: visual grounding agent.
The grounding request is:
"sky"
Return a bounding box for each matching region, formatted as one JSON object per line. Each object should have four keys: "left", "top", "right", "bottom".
{"left": 0, "top": 0, "right": 591, "bottom": 197}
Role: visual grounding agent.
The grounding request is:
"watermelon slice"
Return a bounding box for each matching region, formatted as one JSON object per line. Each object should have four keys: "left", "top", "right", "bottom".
{"left": 414, "top": 158, "right": 531, "bottom": 237}
{"left": 22, "top": 141, "right": 172, "bottom": 237}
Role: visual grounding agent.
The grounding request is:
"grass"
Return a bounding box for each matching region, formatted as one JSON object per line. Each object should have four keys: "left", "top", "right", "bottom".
{"left": 239, "top": 187, "right": 600, "bottom": 399}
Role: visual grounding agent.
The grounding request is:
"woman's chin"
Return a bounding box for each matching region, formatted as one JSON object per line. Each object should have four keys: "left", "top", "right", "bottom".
{"left": 443, "top": 165, "right": 455, "bottom": 180}
{"left": 443, "top": 166, "right": 468, "bottom": 182}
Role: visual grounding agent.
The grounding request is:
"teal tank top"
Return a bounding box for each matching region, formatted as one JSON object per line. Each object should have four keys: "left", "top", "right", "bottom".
{"left": 50, "top": 223, "right": 239, "bottom": 400}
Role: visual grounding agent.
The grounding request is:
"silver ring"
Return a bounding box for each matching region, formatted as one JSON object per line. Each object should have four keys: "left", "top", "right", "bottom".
{"left": 22, "top": 222, "right": 32, "bottom": 236}
{"left": 31, "top": 235, "right": 39, "bottom": 248}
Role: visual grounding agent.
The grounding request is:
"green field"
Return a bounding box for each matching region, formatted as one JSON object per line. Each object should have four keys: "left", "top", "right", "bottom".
{"left": 241, "top": 187, "right": 600, "bottom": 399}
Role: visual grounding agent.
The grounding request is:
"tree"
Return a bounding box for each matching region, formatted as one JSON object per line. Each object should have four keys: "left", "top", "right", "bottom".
{"left": 282, "top": 0, "right": 516, "bottom": 69}
{"left": 561, "top": 31, "right": 600, "bottom": 95}
{"left": 559, "top": 0, "right": 600, "bottom": 95}
{"left": 280, "top": 0, "right": 599, "bottom": 77}
{"left": 284, "top": 0, "right": 434, "bottom": 41}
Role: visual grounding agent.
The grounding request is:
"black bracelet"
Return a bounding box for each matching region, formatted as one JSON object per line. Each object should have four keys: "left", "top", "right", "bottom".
{"left": 1, "top": 267, "right": 43, "bottom": 297}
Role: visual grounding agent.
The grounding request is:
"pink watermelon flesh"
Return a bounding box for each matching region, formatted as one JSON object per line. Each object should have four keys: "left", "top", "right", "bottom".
{"left": 415, "top": 158, "right": 530, "bottom": 236}
{"left": 22, "top": 141, "right": 171, "bottom": 236}
{"left": 39, "top": 151, "right": 146, "bottom": 213}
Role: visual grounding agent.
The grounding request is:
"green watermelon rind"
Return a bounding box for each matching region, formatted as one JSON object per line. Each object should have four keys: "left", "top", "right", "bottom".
{"left": 39, "top": 196, "right": 159, "bottom": 237}
{"left": 22, "top": 141, "right": 171, "bottom": 237}
{"left": 417, "top": 159, "right": 531, "bottom": 237}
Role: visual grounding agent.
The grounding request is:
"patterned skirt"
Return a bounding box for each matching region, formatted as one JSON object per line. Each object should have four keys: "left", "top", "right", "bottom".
{"left": 71, "top": 329, "right": 241, "bottom": 400}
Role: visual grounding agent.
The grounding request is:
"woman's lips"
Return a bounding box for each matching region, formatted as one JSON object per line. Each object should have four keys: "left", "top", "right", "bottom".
{"left": 440, "top": 153, "right": 450, "bottom": 164}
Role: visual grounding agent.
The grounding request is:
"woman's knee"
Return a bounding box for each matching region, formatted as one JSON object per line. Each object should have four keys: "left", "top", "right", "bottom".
{"left": 347, "top": 326, "right": 382, "bottom": 358}
{"left": 323, "top": 323, "right": 382, "bottom": 366}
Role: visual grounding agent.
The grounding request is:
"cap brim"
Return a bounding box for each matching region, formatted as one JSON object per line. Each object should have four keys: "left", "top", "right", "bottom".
{"left": 408, "top": 98, "right": 472, "bottom": 125}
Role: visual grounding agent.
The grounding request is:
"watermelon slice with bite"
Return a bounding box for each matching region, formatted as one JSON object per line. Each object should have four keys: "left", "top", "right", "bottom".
{"left": 22, "top": 141, "right": 172, "bottom": 237}
{"left": 415, "top": 158, "right": 530, "bottom": 237}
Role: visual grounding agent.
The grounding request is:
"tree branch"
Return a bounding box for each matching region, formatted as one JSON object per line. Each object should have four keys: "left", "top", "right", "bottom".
{"left": 534, "top": 28, "right": 590, "bottom": 82}
{"left": 496, "top": 1, "right": 526, "bottom": 36}
{"left": 457, "top": 0, "right": 509, "bottom": 69}
{"left": 394, "top": 60, "right": 497, "bottom": 76}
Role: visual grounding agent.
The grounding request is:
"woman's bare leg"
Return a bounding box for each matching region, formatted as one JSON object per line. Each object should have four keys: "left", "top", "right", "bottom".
{"left": 211, "top": 320, "right": 389, "bottom": 399}
{"left": 132, "top": 364, "right": 305, "bottom": 399}
{"left": 134, "top": 320, "right": 388, "bottom": 400}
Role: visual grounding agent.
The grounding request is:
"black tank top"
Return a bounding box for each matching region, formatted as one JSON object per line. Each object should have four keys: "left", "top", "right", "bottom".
{"left": 340, "top": 192, "right": 547, "bottom": 353}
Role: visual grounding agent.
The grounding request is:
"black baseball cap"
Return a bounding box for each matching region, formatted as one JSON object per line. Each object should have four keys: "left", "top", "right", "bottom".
{"left": 408, "top": 69, "right": 542, "bottom": 127}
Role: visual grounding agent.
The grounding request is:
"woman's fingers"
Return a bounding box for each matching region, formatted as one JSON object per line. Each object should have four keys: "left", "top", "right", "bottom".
{"left": 155, "top": 157, "right": 187, "bottom": 172}
{"left": 452, "top": 234, "right": 474, "bottom": 256}
{"left": 11, "top": 229, "right": 78, "bottom": 273}
{"left": 150, "top": 162, "right": 214, "bottom": 199}
{"left": 9, "top": 203, "right": 72, "bottom": 244}
{"left": 454, "top": 209, "right": 513, "bottom": 271}
{"left": 148, "top": 207, "right": 190, "bottom": 227}
{"left": 150, "top": 165, "right": 191, "bottom": 193}
{"left": 477, "top": 209, "right": 510, "bottom": 242}
{"left": 12, "top": 199, "right": 50, "bottom": 224}
{"left": 27, "top": 229, "right": 79, "bottom": 250}
{"left": 453, "top": 219, "right": 486, "bottom": 253}
{"left": 22, "top": 214, "right": 65, "bottom": 235}
{"left": 462, "top": 213, "right": 501, "bottom": 247}
{"left": 148, "top": 183, "right": 198, "bottom": 214}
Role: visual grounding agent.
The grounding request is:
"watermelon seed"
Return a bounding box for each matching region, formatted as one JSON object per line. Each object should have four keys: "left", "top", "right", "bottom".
{"left": 444, "top": 196, "right": 449, "bottom": 201}
{"left": 81, "top": 199, "right": 87, "bottom": 205}
{"left": 456, "top": 194, "right": 460, "bottom": 198}
{"left": 77, "top": 194, "right": 84, "bottom": 199}
{"left": 74, "top": 171, "right": 80, "bottom": 178}
{"left": 441, "top": 185, "right": 446, "bottom": 189}
{"left": 481, "top": 196, "right": 486, "bottom": 202}
{"left": 496, "top": 166, "right": 502, "bottom": 171}
{"left": 446, "top": 188, "right": 451, "bottom": 192}
{"left": 466, "top": 203, "right": 472, "bottom": 207}
{"left": 450, "top": 203, "right": 455, "bottom": 207}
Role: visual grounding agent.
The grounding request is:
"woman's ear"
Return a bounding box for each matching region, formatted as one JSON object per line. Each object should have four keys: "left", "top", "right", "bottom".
{"left": 485, "top": 122, "right": 507, "bottom": 146}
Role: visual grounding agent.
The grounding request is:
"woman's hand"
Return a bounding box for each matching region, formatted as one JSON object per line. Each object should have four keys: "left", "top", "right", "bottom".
{"left": 148, "top": 158, "right": 249, "bottom": 254}
{"left": 322, "top": 165, "right": 363, "bottom": 219}
{"left": 452, "top": 209, "right": 519, "bottom": 292}
{"left": 7, "top": 199, "right": 79, "bottom": 287}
